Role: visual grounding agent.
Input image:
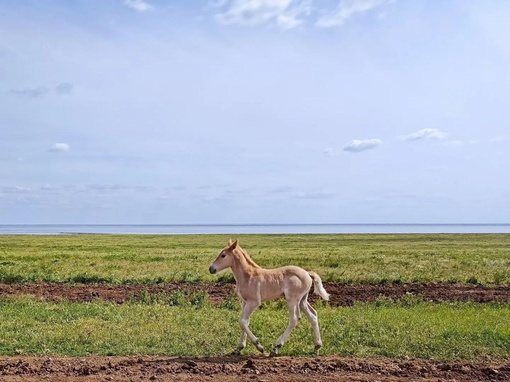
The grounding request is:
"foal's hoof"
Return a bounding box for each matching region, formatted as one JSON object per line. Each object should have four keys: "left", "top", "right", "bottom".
{"left": 254, "top": 340, "right": 264, "bottom": 354}
{"left": 230, "top": 348, "right": 242, "bottom": 356}
{"left": 270, "top": 344, "right": 282, "bottom": 357}
{"left": 314, "top": 344, "right": 322, "bottom": 355}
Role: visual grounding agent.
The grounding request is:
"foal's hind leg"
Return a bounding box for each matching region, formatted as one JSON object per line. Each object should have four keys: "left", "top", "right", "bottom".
{"left": 270, "top": 299, "right": 300, "bottom": 356}
{"left": 299, "top": 294, "right": 323, "bottom": 353}
{"left": 232, "top": 331, "right": 247, "bottom": 356}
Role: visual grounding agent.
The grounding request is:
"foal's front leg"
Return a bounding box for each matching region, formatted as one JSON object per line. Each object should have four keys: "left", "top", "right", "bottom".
{"left": 231, "top": 301, "right": 247, "bottom": 355}
{"left": 237, "top": 300, "right": 264, "bottom": 354}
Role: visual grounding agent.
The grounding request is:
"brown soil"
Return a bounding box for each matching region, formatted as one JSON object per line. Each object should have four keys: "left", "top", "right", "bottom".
{"left": 0, "top": 281, "right": 509, "bottom": 306}
{"left": 1, "top": 282, "right": 509, "bottom": 381}
{"left": 0, "top": 355, "right": 509, "bottom": 382}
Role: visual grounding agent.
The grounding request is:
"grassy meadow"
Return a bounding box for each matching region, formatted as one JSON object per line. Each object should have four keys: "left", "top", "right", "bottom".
{"left": 1, "top": 233, "right": 509, "bottom": 284}
{"left": 0, "top": 233, "right": 509, "bottom": 360}
{"left": 0, "top": 296, "right": 509, "bottom": 360}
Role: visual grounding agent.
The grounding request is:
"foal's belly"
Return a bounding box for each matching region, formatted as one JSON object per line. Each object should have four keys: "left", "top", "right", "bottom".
{"left": 237, "top": 282, "right": 284, "bottom": 303}
{"left": 260, "top": 287, "right": 284, "bottom": 302}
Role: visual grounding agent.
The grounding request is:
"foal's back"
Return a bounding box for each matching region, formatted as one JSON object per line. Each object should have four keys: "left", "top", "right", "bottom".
{"left": 257, "top": 265, "right": 313, "bottom": 302}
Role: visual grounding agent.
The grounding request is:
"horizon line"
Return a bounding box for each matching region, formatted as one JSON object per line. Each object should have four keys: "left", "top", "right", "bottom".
{"left": 1, "top": 223, "right": 510, "bottom": 227}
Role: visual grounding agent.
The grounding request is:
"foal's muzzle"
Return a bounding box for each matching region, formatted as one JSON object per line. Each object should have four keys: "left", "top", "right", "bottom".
{"left": 209, "top": 265, "right": 217, "bottom": 274}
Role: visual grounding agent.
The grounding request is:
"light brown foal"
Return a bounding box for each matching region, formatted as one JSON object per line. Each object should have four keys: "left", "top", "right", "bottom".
{"left": 209, "top": 239, "right": 330, "bottom": 356}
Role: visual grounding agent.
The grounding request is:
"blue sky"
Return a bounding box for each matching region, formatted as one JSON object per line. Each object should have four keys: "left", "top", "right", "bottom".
{"left": 1, "top": 0, "right": 509, "bottom": 224}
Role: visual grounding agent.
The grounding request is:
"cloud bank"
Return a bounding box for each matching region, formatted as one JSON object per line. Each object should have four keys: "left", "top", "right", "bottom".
{"left": 215, "top": 0, "right": 311, "bottom": 29}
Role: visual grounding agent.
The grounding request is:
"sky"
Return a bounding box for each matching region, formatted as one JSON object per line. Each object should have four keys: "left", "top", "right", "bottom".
{"left": 1, "top": 0, "right": 509, "bottom": 224}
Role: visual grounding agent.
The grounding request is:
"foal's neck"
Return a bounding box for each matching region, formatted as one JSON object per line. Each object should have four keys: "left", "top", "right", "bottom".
{"left": 231, "top": 248, "right": 261, "bottom": 282}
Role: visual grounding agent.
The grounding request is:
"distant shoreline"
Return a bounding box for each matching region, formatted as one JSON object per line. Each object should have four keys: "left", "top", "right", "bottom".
{"left": 1, "top": 223, "right": 510, "bottom": 235}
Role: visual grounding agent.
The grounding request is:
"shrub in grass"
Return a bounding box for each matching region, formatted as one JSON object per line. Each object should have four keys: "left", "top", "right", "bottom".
{"left": 222, "top": 292, "right": 239, "bottom": 311}
{"left": 0, "top": 272, "right": 25, "bottom": 284}
{"left": 168, "top": 290, "right": 187, "bottom": 306}
{"left": 466, "top": 276, "right": 479, "bottom": 285}
{"left": 70, "top": 274, "right": 113, "bottom": 284}
{"left": 493, "top": 271, "right": 510, "bottom": 284}
{"left": 189, "top": 291, "right": 208, "bottom": 309}
{"left": 176, "top": 272, "right": 202, "bottom": 284}
{"left": 128, "top": 290, "right": 208, "bottom": 308}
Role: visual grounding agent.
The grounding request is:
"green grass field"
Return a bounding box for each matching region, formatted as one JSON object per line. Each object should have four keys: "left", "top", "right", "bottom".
{"left": 1, "top": 234, "right": 509, "bottom": 360}
{"left": 1, "top": 234, "right": 509, "bottom": 284}
{"left": 1, "top": 296, "right": 509, "bottom": 361}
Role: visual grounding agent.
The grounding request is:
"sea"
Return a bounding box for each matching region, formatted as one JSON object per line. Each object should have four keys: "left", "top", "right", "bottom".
{"left": 1, "top": 224, "right": 510, "bottom": 235}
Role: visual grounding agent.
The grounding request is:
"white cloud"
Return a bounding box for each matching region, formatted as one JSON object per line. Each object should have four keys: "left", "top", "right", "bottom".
{"left": 123, "top": 0, "right": 153, "bottom": 12}
{"left": 277, "top": 13, "right": 302, "bottom": 29}
{"left": 278, "top": 0, "right": 311, "bottom": 29}
{"left": 343, "top": 138, "right": 383, "bottom": 153}
{"left": 403, "top": 128, "right": 447, "bottom": 142}
{"left": 317, "top": 0, "right": 395, "bottom": 28}
{"left": 215, "top": 0, "right": 310, "bottom": 29}
{"left": 49, "top": 143, "right": 70, "bottom": 153}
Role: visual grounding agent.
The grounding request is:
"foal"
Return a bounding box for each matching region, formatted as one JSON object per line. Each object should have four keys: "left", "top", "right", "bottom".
{"left": 209, "top": 239, "right": 330, "bottom": 356}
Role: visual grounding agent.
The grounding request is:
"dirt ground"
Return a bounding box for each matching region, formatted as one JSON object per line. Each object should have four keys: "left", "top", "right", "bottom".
{"left": 0, "top": 355, "right": 509, "bottom": 382}
{"left": 1, "top": 281, "right": 509, "bottom": 306}
{"left": 1, "top": 282, "right": 509, "bottom": 381}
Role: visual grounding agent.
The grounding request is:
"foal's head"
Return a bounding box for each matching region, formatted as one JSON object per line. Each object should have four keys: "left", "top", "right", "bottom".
{"left": 209, "top": 239, "right": 238, "bottom": 274}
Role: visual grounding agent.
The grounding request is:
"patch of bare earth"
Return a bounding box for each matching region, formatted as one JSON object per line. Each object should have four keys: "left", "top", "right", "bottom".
{"left": 1, "top": 282, "right": 509, "bottom": 381}
{"left": 0, "top": 281, "right": 509, "bottom": 306}
{"left": 0, "top": 355, "right": 509, "bottom": 382}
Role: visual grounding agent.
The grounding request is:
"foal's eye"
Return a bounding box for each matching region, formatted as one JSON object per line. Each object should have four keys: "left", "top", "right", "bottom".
{"left": 221, "top": 254, "right": 226, "bottom": 258}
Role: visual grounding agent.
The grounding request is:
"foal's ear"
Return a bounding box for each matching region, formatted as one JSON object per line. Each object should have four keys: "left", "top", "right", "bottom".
{"left": 228, "top": 239, "right": 238, "bottom": 250}
{"left": 228, "top": 238, "right": 233, "bottom": 246}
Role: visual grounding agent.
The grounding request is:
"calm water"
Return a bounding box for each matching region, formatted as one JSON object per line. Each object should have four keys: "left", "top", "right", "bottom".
{"left": 1, "top": 224, "right": 510, "bottom": 235}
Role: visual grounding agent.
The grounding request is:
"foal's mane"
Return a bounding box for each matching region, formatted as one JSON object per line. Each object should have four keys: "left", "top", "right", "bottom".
{"left": 235, "top": 246, "right": 261, "bottom": 269}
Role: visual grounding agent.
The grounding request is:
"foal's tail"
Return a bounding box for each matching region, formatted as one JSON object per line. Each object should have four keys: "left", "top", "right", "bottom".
{"left": 308, "top": 272, "right": 330, "bottom": 301}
